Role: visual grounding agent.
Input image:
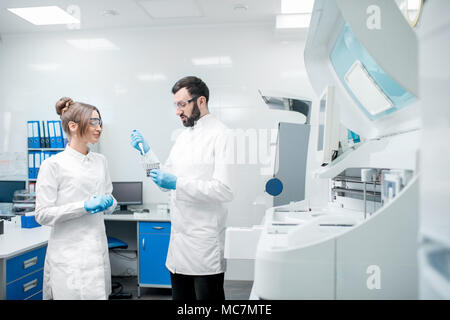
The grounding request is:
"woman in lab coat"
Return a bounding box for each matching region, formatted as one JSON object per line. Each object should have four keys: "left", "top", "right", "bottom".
{"left": 35, "top": 97, "right": 117, "bottom": 300}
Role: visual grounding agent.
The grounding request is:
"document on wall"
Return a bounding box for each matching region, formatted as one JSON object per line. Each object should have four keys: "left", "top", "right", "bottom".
{"left": 0, "top": 152, "right": 27, "bottom": 180}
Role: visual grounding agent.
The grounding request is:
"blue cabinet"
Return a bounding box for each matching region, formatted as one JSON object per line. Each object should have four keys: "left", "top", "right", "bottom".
{"left": 6, "top": 246, "right": 46, "bottom": 283}
{"left": 138, "top": 222, "right": 171, "bottom": 296}
{"left": 1, "top": 245, "right": 47, "bottom": 300}
{"left": 6, "top": 270, "right": 44, "bottom": 300}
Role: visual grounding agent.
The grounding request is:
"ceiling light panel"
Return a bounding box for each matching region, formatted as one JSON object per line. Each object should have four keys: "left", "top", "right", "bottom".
{"left": 29, "top": 63, "right": 61, "bottom": 71}
{"left": 7, "top": 6, "right": 80, "bottom": 25}
{"left": 192, "top": 56, "right": 233, "bottom": 67}
{"left": 137, "top": 73, "right": 167, "bottom": 81}
{"left": 138, "top": 0, "right": 203, "bottom": 19}
{"left": 281, "top": 0, "right": 314, "bottom": 14}
{"left": 276, "top": 14, "right": 311, "bottom": 29}
{"left": 66, "top": 38, "right": 120, "bottom": 51}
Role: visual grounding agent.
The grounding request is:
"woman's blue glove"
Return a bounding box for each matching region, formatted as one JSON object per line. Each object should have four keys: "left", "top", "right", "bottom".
{"left": 130, "top": 130, "right": 150, "bottom": 155}
{"left": 150, "top": 169, "right": 177, "bottom": 190}
{"left": 84, "top": 195, "right": 114, "bottom": 214}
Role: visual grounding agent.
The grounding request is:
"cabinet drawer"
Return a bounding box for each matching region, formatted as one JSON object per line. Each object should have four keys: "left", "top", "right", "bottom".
{"left": 6, "top": 246, "right": 47, "bottom": 283}
{"left": 139, "top": 222, "right": 171, "bottom": 234}
{"left": 6, "top": 270, "right": 44, "bottom": 300}
{"left": 26, "top": 291, "right": 43, "bottom": 300}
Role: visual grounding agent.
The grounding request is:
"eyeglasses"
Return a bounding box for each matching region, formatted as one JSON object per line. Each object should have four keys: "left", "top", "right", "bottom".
{"left": 173, "top": 96, "right": 198, "bottom": 109}
{"left": 89, "top": 118, "right": 102, "bottom": 127}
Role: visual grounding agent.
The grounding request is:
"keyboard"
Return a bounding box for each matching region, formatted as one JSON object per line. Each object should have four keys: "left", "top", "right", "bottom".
{"left": 114, "top": 210, "right": 134, "bottom": 215}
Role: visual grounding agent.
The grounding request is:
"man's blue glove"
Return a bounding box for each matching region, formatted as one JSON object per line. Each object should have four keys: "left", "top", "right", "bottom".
{"left": 84, "top": 195, "right": 114, "bottom": 214}
{"left": 131, "top": 130, "right": 150, "bottom": 155}
{"left": 150, "top": 169, "right": 177, "bottom": 190}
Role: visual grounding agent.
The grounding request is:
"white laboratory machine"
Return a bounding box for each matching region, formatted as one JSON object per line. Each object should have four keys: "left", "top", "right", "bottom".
{"left": 416, "top": 0, "right": 450, "bottom": 300}
{"left": 225, "top": 0, "right": 442, "bottom": 299}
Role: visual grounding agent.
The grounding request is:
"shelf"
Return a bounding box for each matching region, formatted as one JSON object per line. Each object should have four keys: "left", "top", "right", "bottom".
{"left": 313, "top": 140, "right": 375, "bottom": 179}
{"left": 333, "top": 175, "right": 381, "bottom": 184}
{"left": 313, "top": 129, "right": 420, "bottom": 179}
{"left": 332, "top": 187, "right": 381, "bottom": 197}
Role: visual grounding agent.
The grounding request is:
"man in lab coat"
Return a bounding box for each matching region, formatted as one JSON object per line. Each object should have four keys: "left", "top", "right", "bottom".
{"left": 131, "top": 76, "right": 234, "bottom": 300}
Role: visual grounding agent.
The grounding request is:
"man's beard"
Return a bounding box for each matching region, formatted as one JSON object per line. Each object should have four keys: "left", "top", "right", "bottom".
{"left": 182, "top": 101, "right": 201, "bottom": 127}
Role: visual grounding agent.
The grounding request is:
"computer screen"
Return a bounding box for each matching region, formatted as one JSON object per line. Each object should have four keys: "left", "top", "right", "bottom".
{"left": 317, "top": 94, "right": 326, "bottom": 152}
{"left": 112, "top": 181, "right": 142, "bottom": 211}
{"left": 316, "top": 86, "right": 340, "bottom": 166}
{"left": 0, "top": 181, "right": 26, "bottom": 203}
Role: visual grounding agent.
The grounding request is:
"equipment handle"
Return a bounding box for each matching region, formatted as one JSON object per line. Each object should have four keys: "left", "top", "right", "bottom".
{"left": 23, "top": 256, "right": 38, "bottom": 269}
{"left": 23, "top": 279, "right": 38, "bottom": 292}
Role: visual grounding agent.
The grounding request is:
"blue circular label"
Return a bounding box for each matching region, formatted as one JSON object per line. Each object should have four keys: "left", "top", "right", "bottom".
{"left": 265, "top": 178, "right": 283, "bottom": 196}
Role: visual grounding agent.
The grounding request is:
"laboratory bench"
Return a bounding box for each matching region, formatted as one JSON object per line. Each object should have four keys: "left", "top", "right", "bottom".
{"left": 0, "top": 206, "right": 171, "bottom": 300}
{"left": 0, "top": 219, "right": 50, "bottom": 300}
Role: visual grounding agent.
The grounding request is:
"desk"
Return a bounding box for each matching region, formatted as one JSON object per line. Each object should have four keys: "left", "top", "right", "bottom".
{"left": 105, "top": 212, "right": 170, "bottom": 222}
{"left": 104, "top": 212, "right": 171, "bottom": 297}
{"left": 0, "top": 220, "right": 50, "bottom": 300}
{"left": 0, "top": 210, "right": 171, "bottom": 300}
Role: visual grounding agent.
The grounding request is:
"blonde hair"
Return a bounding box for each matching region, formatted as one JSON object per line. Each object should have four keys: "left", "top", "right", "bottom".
{"left": 55, "top": 97, "right": 102, "bottom": 138}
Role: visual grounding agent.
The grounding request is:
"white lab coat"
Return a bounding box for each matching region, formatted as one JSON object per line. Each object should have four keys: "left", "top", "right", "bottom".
{"left": 35, "top": 146, "right": 117, "bottom": 300}
{"left": 149, "top": 113, "right": 234, "bottom": 275}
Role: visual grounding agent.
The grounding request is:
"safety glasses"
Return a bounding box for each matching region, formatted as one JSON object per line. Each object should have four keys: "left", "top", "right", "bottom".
{"left": 173, "top": 96, "right": 198, "bottom": 109}
{"left": 89, "top": 118, "right": 102, "bottom": 127}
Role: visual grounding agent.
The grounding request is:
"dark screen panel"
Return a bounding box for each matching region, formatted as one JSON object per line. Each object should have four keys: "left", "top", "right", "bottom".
{"left": 0, "top": 181, "right": 26, "bottom": 202}
{"left": 111, "top": 182, "right": 142, "bottom": 205}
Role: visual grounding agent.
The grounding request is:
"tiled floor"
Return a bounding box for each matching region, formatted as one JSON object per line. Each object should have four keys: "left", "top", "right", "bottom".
{"left": 111, "top": 276, "right": 253, "bottom": 300}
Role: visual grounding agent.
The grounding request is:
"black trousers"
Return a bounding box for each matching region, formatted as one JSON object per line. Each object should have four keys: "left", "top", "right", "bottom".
{"left": 170, "top": 272, "right": 225, "bottom": 301}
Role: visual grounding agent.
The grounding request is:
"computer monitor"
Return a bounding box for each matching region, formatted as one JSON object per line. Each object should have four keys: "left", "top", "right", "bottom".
{"left": 111, "top": 181, "right": 143, "bottom": 212}
{"left": 0, "top": 181, "right": 26, "bottom": 203}
{"left": 317, "top": 86, "right": 340, "bottom": 166}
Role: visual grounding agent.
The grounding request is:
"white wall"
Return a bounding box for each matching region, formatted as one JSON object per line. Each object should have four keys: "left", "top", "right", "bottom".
{"left": 0, "top": 23, "right": 316, "bottom": 279}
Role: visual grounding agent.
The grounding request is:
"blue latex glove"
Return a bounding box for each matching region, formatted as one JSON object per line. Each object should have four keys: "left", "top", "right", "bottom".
{"left": 97, "top": 195, "right": 114, "bottom": 213}
{"left": 130, "top": 130, "right": 150, "bottom": 155}
{"left": 150, "top": 169, "right": 177, "bottom": 190}
{"left": 84, "top": 195, "right": 114, "bottom": 214}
